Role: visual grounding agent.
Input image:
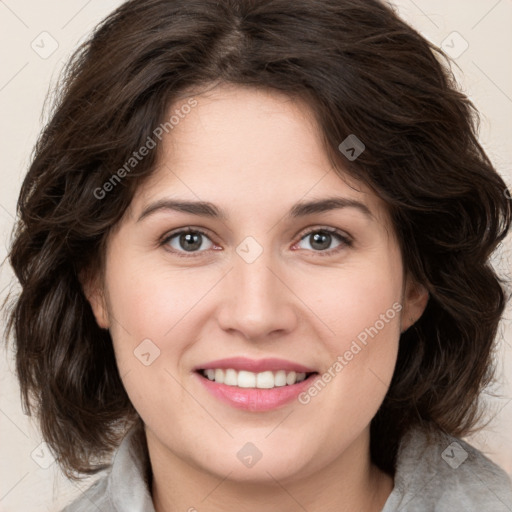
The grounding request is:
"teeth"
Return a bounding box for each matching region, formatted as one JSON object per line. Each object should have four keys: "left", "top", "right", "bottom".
{"left": 238, "top": 370, "right": 256, "bottom": 388}
{"left": 224, "top": 369, "right": 238, "bottom": 386}
{"left": 214, "top": 369, "right": 224, "bottom": 383}
{"left": 201, "top": 368, "right": 309, "bottom": 388}
{"left": 286, "top": 371, "right": 297, "bottom": 385}
{"left": 274, "top": 370, "right": 287, "bottom": 387}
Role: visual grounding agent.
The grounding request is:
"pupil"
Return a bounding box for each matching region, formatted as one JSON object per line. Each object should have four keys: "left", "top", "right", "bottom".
{"left": 311, "top": 232, "right": 331, "bottom": 250}
{"left": 180, "top": 232, "right": 202, "bottom": 251}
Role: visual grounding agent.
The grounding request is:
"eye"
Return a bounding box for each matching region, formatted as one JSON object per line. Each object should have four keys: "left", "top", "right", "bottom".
{"left": 293, "top": 227, "right": 352, "bottom": 256}
{"left": 161, "top": 228, "right": 217, "bottom": 256}
{"left": 160, "top": 226, "right": 352, "bottom": 258}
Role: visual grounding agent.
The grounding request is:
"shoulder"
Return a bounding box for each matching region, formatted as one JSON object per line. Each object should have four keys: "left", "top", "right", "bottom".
{"left": 60, "top": 421, "right": 154, "bottom": 512}
{"left": 60, "top": 475, "right": 110, "bottom": 512}
{"left": 383, "top": 426, "right": 512, "bottom": 511}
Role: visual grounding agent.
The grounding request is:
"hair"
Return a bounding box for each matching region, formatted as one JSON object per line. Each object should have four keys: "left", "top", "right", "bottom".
{"left": 4, "top": 0, "right": 511, "bottom": 480}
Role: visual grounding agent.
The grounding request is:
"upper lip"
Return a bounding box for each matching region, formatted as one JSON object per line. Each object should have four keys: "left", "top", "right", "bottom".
{"left": 194, "top": 357, "right": 316, "bottom": 373}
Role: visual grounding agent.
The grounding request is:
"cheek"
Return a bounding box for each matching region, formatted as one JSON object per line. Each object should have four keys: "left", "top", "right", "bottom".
{"left": 294, "top": 249, "right": 403, "bottom": 407}
{"left": 105, "top": 255, "right": 201, "bottom": 339}
{"left": 103, "top": 256, "right": 224, "bottom": 386}
{"left": 298, "top": 255, "right": 402, "bottom": 349}
{"left": 103, "top": 261, "right": 199, "bottom": 423}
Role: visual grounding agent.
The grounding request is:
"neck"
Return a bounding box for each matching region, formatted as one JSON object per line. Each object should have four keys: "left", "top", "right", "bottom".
{"left": 146, "top": 426, "right": 394, "bottom": 512}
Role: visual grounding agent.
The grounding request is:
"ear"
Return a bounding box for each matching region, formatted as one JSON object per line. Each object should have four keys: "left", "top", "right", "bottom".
{"left": 400, "top": 274, "right": 429, "bottom": 333}
{"left": 79, "top": 269, "right": 110, "bottom": 330}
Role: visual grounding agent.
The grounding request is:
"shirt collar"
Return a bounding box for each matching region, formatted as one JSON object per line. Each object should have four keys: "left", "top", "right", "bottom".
{"left": 106, "top": 421, "right": 512, "bottom": 511}
{"left": 108, "top": 420, "right": 155, "bottom": 512}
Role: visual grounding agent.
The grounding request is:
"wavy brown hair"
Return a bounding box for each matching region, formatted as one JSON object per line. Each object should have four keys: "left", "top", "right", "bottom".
{"left": 4, "top": 0, "right": 511, "bottom": 479}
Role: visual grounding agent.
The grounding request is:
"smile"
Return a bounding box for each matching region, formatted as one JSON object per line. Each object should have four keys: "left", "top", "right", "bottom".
{"left": 194, "top": 358, "right": 320, "bottom": 411}
{"left": 199, "top": 368, "right": 312, "bottom": 388}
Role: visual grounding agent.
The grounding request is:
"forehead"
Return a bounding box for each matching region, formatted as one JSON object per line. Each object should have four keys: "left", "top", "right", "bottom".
{"left": 130, "top": 84, "right": 390, "bottom": 226}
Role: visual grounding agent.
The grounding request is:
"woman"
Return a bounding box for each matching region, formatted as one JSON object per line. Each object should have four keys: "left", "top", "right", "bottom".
{"left": 5, "top": 0, "right": 512, "bottom": 510}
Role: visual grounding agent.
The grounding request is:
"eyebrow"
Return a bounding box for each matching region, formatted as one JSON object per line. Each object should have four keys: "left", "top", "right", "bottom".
{"left": 137, "top": 196, "right": 373, "bottom": 222}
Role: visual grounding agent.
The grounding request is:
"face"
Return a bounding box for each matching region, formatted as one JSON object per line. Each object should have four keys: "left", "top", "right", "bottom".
{"left": 86, "top": 84, "right": 427, "bottom": 484}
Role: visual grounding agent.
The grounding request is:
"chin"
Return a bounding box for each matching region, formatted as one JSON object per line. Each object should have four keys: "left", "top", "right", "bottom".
{"left": 188, "top": 441, "right": 316, "bottom": 485}
{"left": 209, "top": 459, "right": 305, "bottom": 484}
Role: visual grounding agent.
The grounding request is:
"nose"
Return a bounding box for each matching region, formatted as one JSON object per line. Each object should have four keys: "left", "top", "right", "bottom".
{"left": 216, "top": 248, "right": 298, "bottom": 341}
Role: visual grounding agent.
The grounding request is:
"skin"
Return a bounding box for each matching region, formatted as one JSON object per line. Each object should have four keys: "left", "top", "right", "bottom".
{"left": 85, "top": 84, "right": 428, "bottom": 512}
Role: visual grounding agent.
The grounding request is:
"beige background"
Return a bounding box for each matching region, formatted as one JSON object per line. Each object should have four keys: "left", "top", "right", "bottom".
{"left": 0, "top": 0, "right": 511, "bottom": 510}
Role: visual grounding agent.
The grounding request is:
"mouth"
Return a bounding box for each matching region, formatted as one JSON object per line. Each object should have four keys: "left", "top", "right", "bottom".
{"left": 196, "top": 368, "right": 318, "bottom": 389}
{"left": 193, "top": 357, "right": 320, "bottom": 411}
{"left": 193, "top": 359, "right": 320, "bottom": 411}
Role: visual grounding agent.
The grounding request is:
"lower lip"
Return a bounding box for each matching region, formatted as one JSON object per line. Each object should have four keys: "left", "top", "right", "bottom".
{"left": 194, "top": 371, "right": 318, "bottom": 411}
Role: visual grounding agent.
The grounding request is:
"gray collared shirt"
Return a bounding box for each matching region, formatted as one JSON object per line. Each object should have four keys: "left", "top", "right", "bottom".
{"left": 62, "top": 423, "right": 512, "bottom": 511}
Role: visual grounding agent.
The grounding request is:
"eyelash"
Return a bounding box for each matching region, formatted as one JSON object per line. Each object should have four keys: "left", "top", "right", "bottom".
{"left": 159, "top": 226, "right": 353, "bottom": 259}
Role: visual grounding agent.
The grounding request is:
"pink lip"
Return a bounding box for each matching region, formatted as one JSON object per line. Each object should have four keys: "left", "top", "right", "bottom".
{"left": 194, "top": 371, "right": 318, "bottom": 411}
{"left": 194, "top": 357, "right": 316, "bottom": 373}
